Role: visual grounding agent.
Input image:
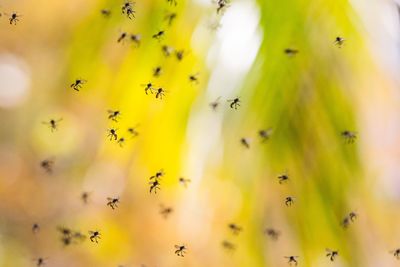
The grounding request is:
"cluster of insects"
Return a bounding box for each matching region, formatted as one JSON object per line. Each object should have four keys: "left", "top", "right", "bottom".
{"left": 7, "top": 0, "right": 388, "bottom": 266}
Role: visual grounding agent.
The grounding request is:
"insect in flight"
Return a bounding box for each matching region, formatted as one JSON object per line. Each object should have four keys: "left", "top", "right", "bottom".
{"left": 162, "top": 45, "right": 174, "bottom": 57}
{"left": 108, "top": 110, "right": 121, "bottom": 122}
{"left": 40, "top": 159, "right": 54, "bottom": 173}
{"left": 334, "top": 36, "right": 345, "bottom": 48}
{"left": 127, "top": 125, "right": 139, "bottom": 138}
{"left": 165, "top": 12, "right": 177, "bottom": 26}
{"left": 209, "top": 97, "right": 221, "bottom": 111}
{"left": 240, "top": 138, "right": 250, "bottom": 148}
{"left": 175, "top": 50, "right": 186, "bottom": 61}
{"left": 122, "top": 1, "right": 135, "bottom": 19}
{"left": 130, "top": 34, "right": 141, "bottom": 47}
{"left": 285, "top": 196, "right": 294, "bottom": 206}
{"left": 117, "top": 137, "right": 126, "bottom": 147}
{"left": 118, "top": 32, "right": 128, "bottom": 43}
{"left": 34, "top": 257, "right": 47, "bottom": 267}
{"left": 142, "top": 82, "right": 155, "bottom": 95}
{"left": 285, "top": 256, "right": 299, "bottom": 266}
{"left": 42, "top": 118, "right": 63, "bottom": 132}
{"left": 391, "top": 248, "right": 400, "bottom": 259}
{"left": 8, "top": 12, "right": 21, "bottom": 25}
{"left": 107, "top": 128, "right": 118, "bottom": 141}
{"left": 107, "top": 197, "right": 120, "bottom": 209}
{"left": 284, "top": 48, "right": 299, "bottom": 56}
{"left": 222, "top": 240, "right": 235, "bottom": 251}
{"left": 89, "top": 230, "right": 101, "bottom": 243}
{"left": 153, "top": 66, "right": 163, "bottom": 77}
{"left": 341, "top": 130, "right": 357, "bottom": 144}
{"left": 149, "top": 180, "right": 161, "bottom": 194}
{"left": 228, "top": 223, "right": 242, "bottom": 235}
{"left": 228, "top": 97, "right": 241, "bottom": 109}
{"left": 153, "top": 30, "right": 165, "bottom": 41}
{"left": 81, "top": 191, "right": 90, "bottom": 204}
{"left": 259, "top": 128, "right": 273, "bottom": 142}
{"left": 32, "top": 223, "right": 40, "bottom": 234}
{"left": 167, "top": 0, "right": 177, "bottom": 6}
{"left": 216, "top": 0, "right": 230, "bottom": 14}
{"left": 155, "top": 88, "right": 167, "bottom": 99}
{"left": 160, "top": 204, "right": 173, "bottom": 219}
{"left": 174, "top": 245, "right": 187, "bottom": 257}
{"left": 326, "top": 249, "right": 339, "bottom": 261}
{"left": 70, "top": 78, "right": 87, "bottom": 91}
{"left": 264, "top": 228, "right": 280, "bottom": 240}
{"left": 150, "top": 169, "right": 165, "bottom": 180}
{"left": 179, "top": 177, "right": 191, "bottom": 188}
{"left": 188, "top": 73, "right": 199, "bottom": 84}
{"left": 101, "top": 9, "right": 111, "bottom": 17}
{"left": 349, "top": 211, "right": 357, "bottom": 222}
{"left": 278, "top": 173, "right": 289, "bottom": 184}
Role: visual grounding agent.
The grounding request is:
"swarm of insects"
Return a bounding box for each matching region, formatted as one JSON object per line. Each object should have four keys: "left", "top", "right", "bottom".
{"left": 122, "top": 1, "right": 135, "bottom": 19}
{"left": 42, "top": 118, "right": 62, "bottom": 132}
{"left": 326, "top": 249, "right": 339, "bottom": 261}
{"left": 107, "top": 197, "right": 120, "bottom": 209}
{"left": 228, "top": 97, "right": 241, "bottom": 109}
{"left": 70, "top": 78, "right": 87, "bottom": 91}
{"left": 174, "top": 245, "right": 187, "bottom": 257}
{"left": 228, "top": 223, "right": 242, "bottom": 235}
{"left": 285, "top": 256, "right": 299, "bottom": 266}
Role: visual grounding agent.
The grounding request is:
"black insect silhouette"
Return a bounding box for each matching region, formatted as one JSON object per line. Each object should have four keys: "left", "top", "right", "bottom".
{"left": 278, "top": 173, "right": 289, "bottom": 184}
{"left": 285, "top": 256, "right": 299, "bottom": 266}
{"left": 130, "top": 34, "right": 141, "bottom": 46}
{"left": 70, "top": 78, "right": 87, "bottom": 91}
{"left": 259, "top": 128, "right": 273, "bottom": 142}
{"left": 160, "top": 204, "right": 173, "bottom": 218}
{"left": 189, "top": 73, "right": 199, "bottom": 84}
{"left": 127, "top": 126, "right": 139, "bottom": 137}
{"left": 341, "top": 211, "right": 357, "bottom": 228}
{"left": 228, "top": 97, "right": 240, "bottom": 109}
{"left": 153, "top": 66, "right": 163, "bottom": 77}
{"left": 155, "top": 88, "right": 167, "bottom": 99}
{"left": 174, "top": 245, "right": 187, "bottom": 257}
{"left": 341, "top": 216, "right": 350, "bottom": 228}
{"left": 240, "top": 138, "right": 250, "bottom": 148}
{"left": 165, "top": 12, "right": 177, "bottom": 26}
{"left": 285, "top": 196, "right": 294, "bottom": 206}
{"left": 107, "top": 197, "right": 120, "bottom": 209}
{"left": 391, "top": 248, "right": 400, "bottom": 259}
{"left": 8, "top": 12, "right": 20, "bottom": 25}
{"left": 349, "top": 211, "right": 357, "bottom": 222}
{"left": 150, "top": 170, "right": 165, "bottom": 180}
{"left": 179, "top": 177, "right": 191, "bottom": 188}
{"left": 118, "top": 32, "right": 128, "bottom": 43}
{"left": 264, "top": 228, "right": 280, "bottom": 240}
{"left": 32, "top": 223, "right": 40, "bottom": 234}
{"left": 89, "top": 230, "right": 101, "bottom": 243}
{"left": 341, "top": 130, "right": 357, "bottom": 143}
{"left": 162, "top": 45, "right": 174, "bottom": 56}
{"left": 107, "top": 128, "right": 118, "bottom": 140}
{"left": 216, "top": 0, "right": 230, "bottom": 14}
{"left": 153, "top": 30, "right": 165, "bottom": 41}
{"left": 108, "top": 110, "right": 121, "bottom": 122}
{"left": 209, "top": 97, "right": 221, "bottom": 111}
{"left": 222, "top": 240, "right": 235, "bottom": 250}
{"left": 143, "top": 82, "right": 156, "bottom": 95}
{"left": 284, "top": 48, "right": 299, "bottom": 56}
{"left": 42, "top": 118, "right": 63, "bottom": 132}
{"left": 228, "top": 223, "right": 242, "bottom": 235}
{"left": 81, "top": 191, "right": 90, "bottom": 204}
{"left": 122, "top": 1, "right": 135, "bottom": 19}
{"left": 175, "top": 50, "right": 185, "bottom": 61}
{"left": 101, "top": 9, "right": 111, "bottom": 17}
{"left": 40, "top": 159, "right": 54, "bottom": 173}
{"left": 34, "top": 257, "right": 47, "bottom": 267}
{"left": 167, "top": 0, "right": 177, "bottom": 6}
{"left": 334, "top": 36, "right": 345, "bottom": 48}
{"left": 117, "top": 137, "right": 126, "bottom": 147}
{"left": 326, "top": 249, "right": 339, "bottom": 261}
{"left": 149, "top": 180, "right": 161, "bottom": 194}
